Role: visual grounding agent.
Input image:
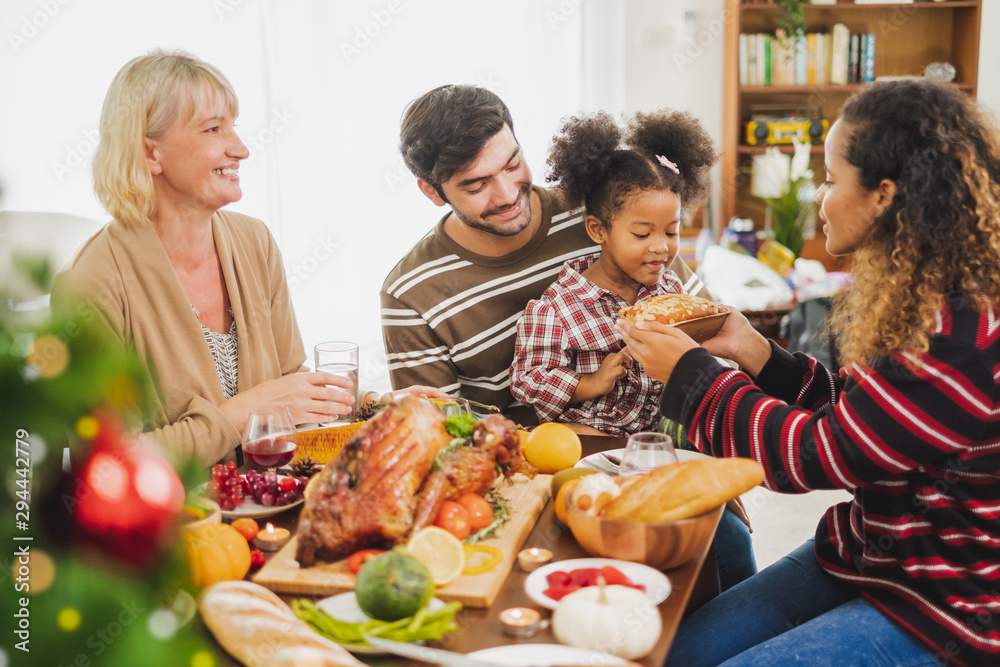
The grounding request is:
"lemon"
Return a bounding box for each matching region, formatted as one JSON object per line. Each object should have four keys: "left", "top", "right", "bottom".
{"left": 304, "top": 474, "right": 321, "bottom": 502}
{"left": 523, "top": 423, "right": 582, "bottom": 473}
{"left": 407, "top": 526, "right": 466, "bottom": 587}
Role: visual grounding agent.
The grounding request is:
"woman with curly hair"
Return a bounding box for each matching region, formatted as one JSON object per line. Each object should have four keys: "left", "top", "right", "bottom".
{"left": 619, "top": 80, "right": 1000, "bottom": 666}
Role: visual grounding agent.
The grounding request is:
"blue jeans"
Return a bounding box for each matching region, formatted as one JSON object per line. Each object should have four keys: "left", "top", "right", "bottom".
{"left": 715, "top": 506, "right": 756, "bottom": 592}
{"left": 667, "top": 540, "right": 942, "bottom": 667}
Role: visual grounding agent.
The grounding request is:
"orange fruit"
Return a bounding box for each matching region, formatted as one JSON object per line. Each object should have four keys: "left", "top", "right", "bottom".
{"left": 230, "top": 517, "right": 260, "bottom": 542}
{"left": 523, "top": 423, "right": 582, "bottom": 473}
{"left": 554, "top": 478, "right": 582, "bottom": 525}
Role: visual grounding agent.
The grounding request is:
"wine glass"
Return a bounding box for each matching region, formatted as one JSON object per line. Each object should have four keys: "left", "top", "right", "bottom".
{"left": 620, "top": 432, "right": 678, "bottom": 475}
{"left": 242, "top": 405, "right": 298, "bottom": 473}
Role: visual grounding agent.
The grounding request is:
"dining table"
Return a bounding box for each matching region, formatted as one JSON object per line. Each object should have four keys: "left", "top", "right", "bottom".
{"left": 217, "top": 434, "right": 722, "bottom": 666}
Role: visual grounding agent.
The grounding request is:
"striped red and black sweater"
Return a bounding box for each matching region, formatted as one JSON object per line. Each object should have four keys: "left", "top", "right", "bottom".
{"left": 661, "top": 297, "right": 1000, "bottom": 666}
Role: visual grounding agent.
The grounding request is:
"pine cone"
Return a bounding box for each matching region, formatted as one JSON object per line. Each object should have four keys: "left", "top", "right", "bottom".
{"left": 356, "top": 397, "right": 385, "bottom": 421}
{"left": 289, "top": 455, "right": 323, "bottom": 478}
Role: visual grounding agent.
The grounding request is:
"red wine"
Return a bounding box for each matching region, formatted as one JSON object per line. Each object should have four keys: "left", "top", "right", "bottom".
{"left": 244, "top": 437, "right": 297, "bottom": 469}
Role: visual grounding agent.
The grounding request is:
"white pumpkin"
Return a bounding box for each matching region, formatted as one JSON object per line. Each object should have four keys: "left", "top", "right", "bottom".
{"left": 551, "top": 583, "right": 662, "bottom": 659}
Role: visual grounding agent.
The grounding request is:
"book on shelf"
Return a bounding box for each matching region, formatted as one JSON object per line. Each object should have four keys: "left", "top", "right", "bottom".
{"left": 864, "top": 33, "right": 875, "bottom": 83}
{"left": 830, "top": 23, "right": 850, "bottom": 85}
{"left": 738, "top": 24, "right": 868, "bottom": 89}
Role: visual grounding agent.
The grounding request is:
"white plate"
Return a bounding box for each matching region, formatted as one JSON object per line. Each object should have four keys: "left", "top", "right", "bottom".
{"left": 524, "top": 557, "right": 672, "bottom": 611}
{"left": 196, "top": 479, "right": 305, "bottom": 520}
{"left": 575, "top": 447, "right": 708, "bottom": 473}
{"left": 315, "top": 593, "right": 446, "bottom": 654}
{"left": 467, "top": 644, "right": 626, "bottom": 666}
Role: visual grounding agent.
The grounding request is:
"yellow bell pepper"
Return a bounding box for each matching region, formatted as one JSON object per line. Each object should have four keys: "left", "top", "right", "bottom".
{"left": 461, "top": 544, "right": 503, "bottom": 576}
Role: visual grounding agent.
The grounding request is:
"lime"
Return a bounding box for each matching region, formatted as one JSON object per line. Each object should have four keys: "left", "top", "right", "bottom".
{"left": 355, "top": 550, "right": 434, "bottom": 621}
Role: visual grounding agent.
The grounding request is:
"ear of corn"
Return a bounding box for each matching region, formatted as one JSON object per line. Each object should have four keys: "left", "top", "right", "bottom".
{"left": 296, "top": 421, "right": 366, "bottom": 464}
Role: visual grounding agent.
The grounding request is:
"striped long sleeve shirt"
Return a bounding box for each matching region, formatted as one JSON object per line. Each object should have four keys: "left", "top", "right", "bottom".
{"left": 380, "top": 186, "right": 711, "bottom": 420}
{"left": 660, "top": 296, "right": 1000, "bottom": 666}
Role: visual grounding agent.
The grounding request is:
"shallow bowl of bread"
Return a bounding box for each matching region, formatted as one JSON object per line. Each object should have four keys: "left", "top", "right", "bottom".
{"left": 619, "top": 294, "right": 731, "bottom": 343}
{"left": 564, "top": 458, "right": 765, "bottom": 570}
{"left": 565, "top": 493, "right": 718, "bottom": 570}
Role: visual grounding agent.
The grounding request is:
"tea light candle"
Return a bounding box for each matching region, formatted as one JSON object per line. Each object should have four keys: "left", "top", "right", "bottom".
{"left": 499, "top": 607, "right": 542, "bottom": 637}
{"left": 517, "top": 547, "right": 552, "bottom": 572}
{"left": 254, "top": 522, "right": 290, "bottom": 551}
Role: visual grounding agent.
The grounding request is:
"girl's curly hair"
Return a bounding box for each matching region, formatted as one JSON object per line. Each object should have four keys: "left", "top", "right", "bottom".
{"left": 829, "top": 79, "right": 1000, "bottom": 364}
{"left": 545, "top": 109, "right": 719, "bottom": 225}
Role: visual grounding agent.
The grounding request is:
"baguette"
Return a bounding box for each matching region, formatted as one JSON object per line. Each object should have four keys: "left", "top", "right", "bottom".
{"left": 602, "top": 458, "right": 764, "bottom": 522}
{"left": 618, "top": 293, "right": 728, "bottom": 325}
{"left": 199, "top": 580, "right": 365, "bottom": 667}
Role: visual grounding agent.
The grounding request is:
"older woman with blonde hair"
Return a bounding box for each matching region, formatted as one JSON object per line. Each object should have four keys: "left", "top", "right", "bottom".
{"left": 53, "top": 50, "right": 444, "bottom": 467}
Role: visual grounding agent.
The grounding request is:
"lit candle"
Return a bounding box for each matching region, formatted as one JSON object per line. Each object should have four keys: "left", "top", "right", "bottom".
{"left": 517, "top": 547, "right": 553, "bottom": 572}
{"left": 499, "top": 607, "right": 542, "bottom": 637}
{"left": 254, "top": 522, "right": 290, "bottom": 551}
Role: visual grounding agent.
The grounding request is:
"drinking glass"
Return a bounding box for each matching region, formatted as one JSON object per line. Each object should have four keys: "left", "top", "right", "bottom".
{"left": 314, "top": 341, "right": 359, "bottom": 425}
{"left": 436, "top": 397, "right": 473, "bottom": 419}
{"left": 620, "top": 432, "right": 677, "bottom": 475}
{"left": 242, "top": 405, "right": 298, "bottom": 473}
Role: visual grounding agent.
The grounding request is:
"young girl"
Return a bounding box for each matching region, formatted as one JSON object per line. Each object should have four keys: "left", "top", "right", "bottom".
{"left": 510, "top": 109, "right": 718, "bottom": 436}
{"left": 620, "top": 80, "right": 1000, "bottom": 666}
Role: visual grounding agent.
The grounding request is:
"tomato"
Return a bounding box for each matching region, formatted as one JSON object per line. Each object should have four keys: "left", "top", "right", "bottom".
{"left": 434, "top": 501, "right": 471, "bottom": 540}
{"left": 456, "top": 493, "right": 493, "bottom": 531}
{"left": 347, "top": 548, "right": 385, "bottom": 575}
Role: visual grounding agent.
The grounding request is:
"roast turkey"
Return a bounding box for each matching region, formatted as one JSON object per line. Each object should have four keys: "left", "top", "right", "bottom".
{"left": 295, "top": 395, "right": 535, "bottom": 566}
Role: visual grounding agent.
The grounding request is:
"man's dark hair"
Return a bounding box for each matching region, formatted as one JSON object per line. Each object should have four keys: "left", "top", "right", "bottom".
{"left": 399, "top": 85, "right": 515, "bottom": 198}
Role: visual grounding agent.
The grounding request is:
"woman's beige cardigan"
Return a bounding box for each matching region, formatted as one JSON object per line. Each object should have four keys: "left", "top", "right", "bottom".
{"left": 51, "top": 210, "right": 306, "bottom": 466}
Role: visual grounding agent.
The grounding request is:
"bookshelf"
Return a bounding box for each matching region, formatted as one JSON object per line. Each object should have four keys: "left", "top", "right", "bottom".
{"left": 721, "top": 0, "right": 983, "bottom": 252}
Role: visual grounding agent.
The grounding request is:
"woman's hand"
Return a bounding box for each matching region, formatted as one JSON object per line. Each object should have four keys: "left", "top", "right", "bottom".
{"left": 571, "top": 349, "right": 632, "bottom": 403}
{"left": 220, "top": 372, "right": 355, "bottom": 433}
{"left": 614, "top": 319, "right": 698, "bottom": 384}
{"left": 700, "top": 311, "right": 772, "bottom": 377}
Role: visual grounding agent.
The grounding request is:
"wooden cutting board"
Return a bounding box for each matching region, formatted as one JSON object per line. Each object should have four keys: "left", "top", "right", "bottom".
{"left": 252, "top": 473, "right": 551, "bottom": 608}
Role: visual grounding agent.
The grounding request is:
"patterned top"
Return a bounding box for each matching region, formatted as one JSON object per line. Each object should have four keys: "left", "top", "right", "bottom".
{"left": 197, "top": 308, "right": 239, "bottom": 400}
{"left": 380, "top": 186, "right": 713, "bottom": 423}
{"left": 661, "top": 296, "right": 1000, "bottom": 667}
{"left": 510, "top": 253, "right": 683, "bottom": 436}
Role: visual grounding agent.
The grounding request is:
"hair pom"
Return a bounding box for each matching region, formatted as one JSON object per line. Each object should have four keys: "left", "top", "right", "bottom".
{"left": 625, "top": 109, "right": 719, "bottom": 211}
{"left": 545, "top": 111, "right": 623, "bottom": 210}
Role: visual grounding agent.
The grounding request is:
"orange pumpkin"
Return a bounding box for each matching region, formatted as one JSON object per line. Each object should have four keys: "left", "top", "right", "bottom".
{"left": 183, "top": 522, "right": 251, "bottom": 588}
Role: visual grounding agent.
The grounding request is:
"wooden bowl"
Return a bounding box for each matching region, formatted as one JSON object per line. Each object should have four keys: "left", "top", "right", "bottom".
{"left": 565, "top": 497, "right": 720, "bottom": 571}
{"left": 673, "top": 310, "right": 730, "bottom": 343}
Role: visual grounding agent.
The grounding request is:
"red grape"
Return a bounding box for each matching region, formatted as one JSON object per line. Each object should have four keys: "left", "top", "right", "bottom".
{"left": 278, "top": 477, "right": 298, "bottom": 492}
{"left": 225, "top": 461, "right": 237, "bottom": 477}
{"left": 260, "top": 492, "right": 275, "bottom": 507}
{"left": 207, "top": 480, "right": 222, "bottom": 498}
{"left": 211, "top": 463, "right": 228, "bottom": 484}
{"left": 219, "top": 497, "right": 235, "bottom": 511}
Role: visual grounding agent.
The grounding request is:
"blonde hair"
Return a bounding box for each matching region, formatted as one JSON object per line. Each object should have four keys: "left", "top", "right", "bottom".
{"left": 92, "top": 49, "right": 239, "bottom": 228}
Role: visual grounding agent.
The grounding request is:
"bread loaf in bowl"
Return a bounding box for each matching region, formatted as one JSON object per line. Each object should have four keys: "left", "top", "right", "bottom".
{"left": 618, "top": 294, "right": 731, "bottom": 343}
{"left": 618, "top": 293, "right": 729, "bottom": 325}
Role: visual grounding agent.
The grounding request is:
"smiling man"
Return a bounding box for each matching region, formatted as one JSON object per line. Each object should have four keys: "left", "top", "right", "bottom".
{"left": 380, "top": 85, "right": 711, "bottom": 422}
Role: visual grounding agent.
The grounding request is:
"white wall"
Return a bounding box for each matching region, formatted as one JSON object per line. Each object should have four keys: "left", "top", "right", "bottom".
{"left": 0, "top": 0, "right": 582, "bottom": 392}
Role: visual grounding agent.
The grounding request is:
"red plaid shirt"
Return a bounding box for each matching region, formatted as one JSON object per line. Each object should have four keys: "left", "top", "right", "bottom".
{"left": 510, "top": 253, "right": 683, "bottom": 436}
